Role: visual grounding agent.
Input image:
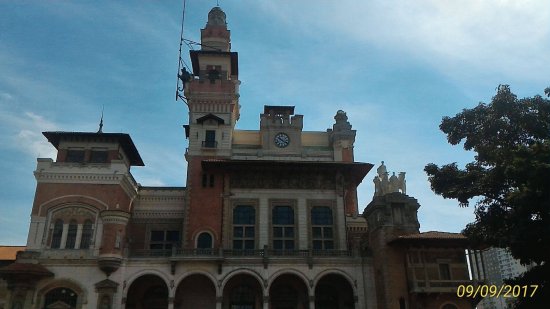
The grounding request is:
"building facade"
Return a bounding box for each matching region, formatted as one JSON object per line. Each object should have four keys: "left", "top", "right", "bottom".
{"left": 1, "top": 7, "right": 479, "bottom": 309}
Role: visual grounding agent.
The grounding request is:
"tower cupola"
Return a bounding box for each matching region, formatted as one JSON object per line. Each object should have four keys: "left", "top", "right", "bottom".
{"left": 201, "top": 6, "right": 231, "bottom": 52}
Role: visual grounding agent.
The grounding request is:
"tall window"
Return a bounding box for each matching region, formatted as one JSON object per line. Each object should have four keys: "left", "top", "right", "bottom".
{"left": 90, "top": 150, "right": 108, "bottom": 163}
{"left": 80, "top": 220, "right": 93, "bottom": 249}
{"left": 203, "top": 130, "right": 216, "bottom": 148}
{"left": 272, "top": 206, "right": 294, "bottom": 250}
{"left": 65, "top": 220, "right": 78, "bottom": 249}
{"left": 51, "top": 219, "right": 63, "bottom": 249}
{"left": 233, "top": 206, "right": 255, "bottom": 250}
{"left": 311, "top": 206, "right": 334, "bottom": 250}
{"left": 439, "top": 263, "right": 451, "bottom": 280}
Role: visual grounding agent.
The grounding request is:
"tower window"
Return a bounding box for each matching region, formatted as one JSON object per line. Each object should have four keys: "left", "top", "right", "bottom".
{"left": 202, "top": 130, "right": 217, "bottom": 148}
{"left": 65, "top": 220, "right": 78, "bottom": 249}
{"left": 90, "top": 150, "right": 108, "bottom": 163}
{"left": 311, "top": 206, "right": 334, "bottom": 250}
{"left": 51, "top": 219, "right": 63, "bottom": 249}
{"left": 80, "top": 220, "right": 93, "bottom": 249}
{"left": 65, "top": 150, "right": 85, "bottom": 163}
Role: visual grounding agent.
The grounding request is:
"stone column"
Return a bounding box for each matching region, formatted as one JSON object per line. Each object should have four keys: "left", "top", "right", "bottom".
{"left": 60, "top": 223, "right": 69, "bottom": 249}
{"left": 258, "top": 198, "right": 269, "bottom": 248}
{"left": 168, "top": 297, "right": 174, "bottom": 309}
{"left": 75, "top": 224, "right": 83, "bottom": 249}
{"left": 335, "top": 196, "right": 346, "bottom": 250}
{"left": 216, "top": 296, "right": 222, "bottom": 309}
{"left": 297, "top": 198, "right": 308, "bottom": 250}
{"left": 262, "top": 295, "right": 269, "bottom": 309}
{"left": 309, "top": 295, "right": 316, "bottom": 309}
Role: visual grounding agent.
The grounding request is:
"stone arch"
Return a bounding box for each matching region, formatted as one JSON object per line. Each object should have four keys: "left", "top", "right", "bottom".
{"left": 221, "top": 270, "right": 265, "bottom": 309}
{"left": 440, "top": 302, "right": 459, "bottom": 309}
{"left": 267, "top": 268, "right": 311, "bottom": 293}
{"left": 314, "top": 270, "right": 357, "bottom": 309}
{"left": 38, "top": 195, "right": 109, "bottom": 216}
{"left": 220, "top": 269, "right": 265, "bottom": 291}
{"left": 124, "top": 269, "right": 171, "bottom": 294}
{"left": 174, "top": 273, "right": 218, "bottom": 309}
{"left": 36, "top": 278, "right": 86, "bottom": 309}
{"left": 268, "top": 271, "right": 310, "bottom": 309}
{"left": 174, "top": 270, "right": 218, "bottom": 294}
{"left": 312, "top": 269, "right": 356, "bottom": 294}
{"left": 125, "top": 274, "right": 170, "bottom": 309}
{"left": 43, "top": 203, "right": 101, "bottom": 249}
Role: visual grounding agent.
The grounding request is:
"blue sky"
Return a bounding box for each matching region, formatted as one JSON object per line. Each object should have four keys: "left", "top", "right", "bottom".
{"left": 1, "top": 1, "right": 549, "bottom": 245}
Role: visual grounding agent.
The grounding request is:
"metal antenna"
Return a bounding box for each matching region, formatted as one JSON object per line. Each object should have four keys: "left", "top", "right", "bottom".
{"left": 97, "top": 105, "right": 104, "bottom": 133}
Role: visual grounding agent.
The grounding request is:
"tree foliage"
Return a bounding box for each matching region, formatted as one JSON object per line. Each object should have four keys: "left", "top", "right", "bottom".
{"left": 425, "top": 85, "right": 550, "bottom": 307}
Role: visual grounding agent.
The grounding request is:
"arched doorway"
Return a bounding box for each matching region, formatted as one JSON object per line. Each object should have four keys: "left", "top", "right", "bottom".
{"left": 269, "top": 274, "right": 309, "bottom": 309}
{"left": 174, "top": 274, "right": 216, "bottom": 309}
{"left": 222, "top": 273, "right": 263, "bottom": 309}
{"left": 126, "top": 274, "right": 169, "bottom": 309}
{"left": 314, "top": 274, "right": 355, "bottom": 309}
{"left": 43, "top": 287, "right": 78, "bottom": 309}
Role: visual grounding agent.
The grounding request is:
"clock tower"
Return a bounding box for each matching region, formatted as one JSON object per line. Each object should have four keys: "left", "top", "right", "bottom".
{"left": 259, "top": 105, "right": 303, "bottom": 154}
{"left": 181, "top": 6, "right": 240, "bottom": 248}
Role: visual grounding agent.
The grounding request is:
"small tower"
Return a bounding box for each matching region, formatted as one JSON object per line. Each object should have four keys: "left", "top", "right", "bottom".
{"left": 259, "top": 105, "right": 303, "bottom": 153}
{"left": 29, "top": 131, "right": 143, "bottom": 275}
{"left": 182, "top": 7, "right": 240, "bottom": 248}
{"left": 363, "top": 162, "right": 419, "bottom": 308}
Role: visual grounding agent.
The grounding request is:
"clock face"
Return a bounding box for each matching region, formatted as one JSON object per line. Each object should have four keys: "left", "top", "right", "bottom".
{"left": 274, "top": 132, "right": 290, "bottom": 148}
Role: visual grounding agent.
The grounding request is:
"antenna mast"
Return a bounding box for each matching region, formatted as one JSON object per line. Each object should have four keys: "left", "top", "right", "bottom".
{"left": 176, "top": 0, "right": 191, "bottom": 103}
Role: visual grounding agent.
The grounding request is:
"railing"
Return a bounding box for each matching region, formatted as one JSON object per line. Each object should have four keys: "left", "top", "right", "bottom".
{"left": 128, "top": 248, "right": 353, "bottom": 259}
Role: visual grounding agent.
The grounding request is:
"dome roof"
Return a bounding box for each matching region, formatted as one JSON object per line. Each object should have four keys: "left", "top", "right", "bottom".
{"left": 207, "top": 6, "right": 226, "bottom": 26}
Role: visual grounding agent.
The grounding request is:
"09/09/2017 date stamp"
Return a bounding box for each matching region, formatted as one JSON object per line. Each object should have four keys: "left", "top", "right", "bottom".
{"left": 457, "top": 285, "right": 539, "bottom": 298}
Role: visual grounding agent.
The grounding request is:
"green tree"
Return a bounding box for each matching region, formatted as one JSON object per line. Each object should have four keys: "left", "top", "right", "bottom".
{"left": 425, "top": 85, "right": 550, "bottom": 308}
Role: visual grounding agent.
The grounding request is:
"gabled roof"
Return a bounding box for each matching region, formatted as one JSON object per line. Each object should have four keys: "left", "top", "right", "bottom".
{"left": 43, "top": 131, "right": 144, "bottom": 166}
{"left": 389, "top": 231, "right": 469, "bottom": 247}
{"left": 196, "top": 113, "right": 225, "bottom": 124}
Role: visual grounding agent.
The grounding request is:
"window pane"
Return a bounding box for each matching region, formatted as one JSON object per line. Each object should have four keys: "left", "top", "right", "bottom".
{"left": 273, "top": 240, "right": 283, "bottom": 250}
{"left": 245, "top": 227, "right": 254, "bottom": 237}
{"left": 312, "top": 227, "right": 322, "bottom": 238}
{"left": 311, "top": 206, "right": 333, "bottom": 225}
{"left": 324, "top": 241, "right": 334, "bottom": 250}
{"left": 234, "top": 206, "right": 255, "bottom": 224}
{"left": 197, "top": 232, "right": 213, "bottom": 249}
{"left": 66, "top": 150, "right": 85, "bottom": 163}
{"left": 313, "top": 240, "right": 323, "bottom": 250}
{"left": 273, "top": 227, "right": 283, "bottom": 238}
{"left": 323, "top": 227, "right": 333, "bottom": 238}
{"left": 65, "top": 220, "right": 78, "bottom": 249}
{"left": 51, "top": 219, "right": 64, "bottom": 249}
{"left": 285, "top": 240, "right": 294, "bottom": 250}
{"left": 80, "top": 220, "right": 93, "bottom": 249}
{"left": 90, "top": 150, "right": 108, "bottom": 163}
{"left": 234, "top": 227, "right": 243, "bottom": 238}
{"left": 273, "top": 206, "right": 294, "bottom": 225}
{"left": 284, "top": 227, "right": 294, "bottom": 237}
{"left": 150, "top": 244, "right": 164, "bottom": 250}
{"left": 166, "top": 230, "right": 180, "bottom": 242}
{"left": 151, "top": 230, "right": 165, "bottom": 241}
{"left": 233, "top": 240, "right": 242, "bottom": 249}
{"left": 244, "top": 240, "right": 254, "bottom": 250}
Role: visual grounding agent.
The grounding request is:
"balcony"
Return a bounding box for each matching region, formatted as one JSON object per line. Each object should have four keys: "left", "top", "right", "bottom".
{"left": 202, "top": 140, "right": 218, "bottom": 148}
{"left": 127, "top": 248, "right": 353, "bottom": 261}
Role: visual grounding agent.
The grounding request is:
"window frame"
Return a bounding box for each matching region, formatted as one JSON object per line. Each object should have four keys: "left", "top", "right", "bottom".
{"left": 270, "top": 201, "right": 296, "bottom": 252}
{"left": 232, "top": 204, "right": 257, "bottom": 251}
{"left": 308, "top": 201, "right": 336, "bottom": 251}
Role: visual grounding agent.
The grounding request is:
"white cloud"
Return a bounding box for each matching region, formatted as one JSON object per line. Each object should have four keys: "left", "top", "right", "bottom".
{"left": 257, "top": 0, "right": 550, "bottom": 83}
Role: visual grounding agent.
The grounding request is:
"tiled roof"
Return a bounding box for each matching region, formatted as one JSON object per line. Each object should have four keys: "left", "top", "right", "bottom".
{"left": 0, "top": 262, "right": 53, "bottom": 277}
{"left": 397, "top": 231, "right": 466, "bottom": 240}
{"left": 0, "top": 246, "right": 25, "bottom": 260}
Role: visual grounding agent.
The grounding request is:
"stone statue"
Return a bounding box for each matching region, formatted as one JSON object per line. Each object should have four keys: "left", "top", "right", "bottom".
{"left": 373, "top": 162, "right": 407, "bottom": 196}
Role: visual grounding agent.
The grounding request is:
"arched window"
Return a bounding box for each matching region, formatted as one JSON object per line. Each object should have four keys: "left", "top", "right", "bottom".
{"left": 233, "top": 206, "right": 255, "bottom": 250}
{"left": 44, "top": 287, "right": 78, "bottom": 309}
{"left": 311, "top": 206, "right": 334, "bottom": 250}
{"left": 272, "top": 206, "right": 295, "bottom": 250}
{"left": 51, "top": 219, "right": 63, "bottom": 249}
{"left": 197, "top": 232, "right": 213, "bottom": 249}
{"left": 65, "top": 220, "right": 78, "bottom": 249}
{"left": 80, "top": 220, "right": 93, "bottom": 249}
